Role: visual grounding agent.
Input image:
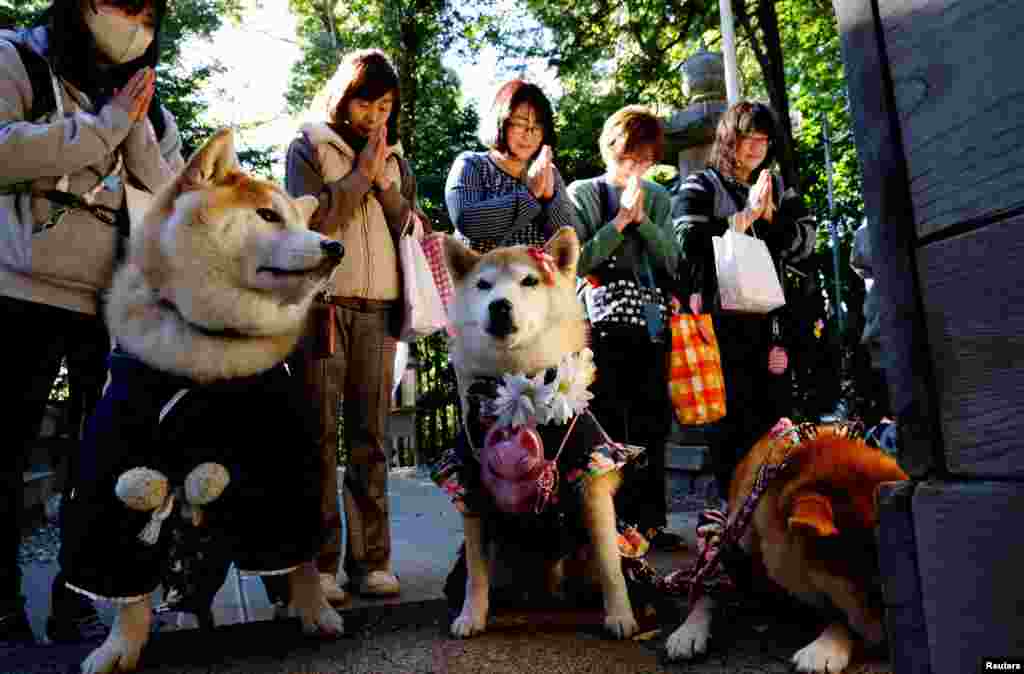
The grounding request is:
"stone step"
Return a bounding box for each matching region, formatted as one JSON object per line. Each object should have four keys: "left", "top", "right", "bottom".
{"left": 665, "top": 442, "right": 718, "bottom": 505}
{"left": 665, "top": 443, "right": 709, "bottom": 472}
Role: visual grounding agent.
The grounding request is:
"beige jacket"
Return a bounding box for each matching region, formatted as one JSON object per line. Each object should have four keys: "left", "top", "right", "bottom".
{"left": 286, "top": 123, "right": 419, "bottom": 301}
{"left": 0, "top": 27, "right": 184, "bottom": 315}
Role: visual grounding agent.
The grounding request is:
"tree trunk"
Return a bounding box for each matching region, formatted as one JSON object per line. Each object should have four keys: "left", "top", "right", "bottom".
{"left": 321, "top": 0, "right": 339, "bottom": 50}
{"left": 396, "top": 4, "right": 420, "bottom": 156}
{"left": 755, "top": 0, "right": 799, "bottom": 191}
{"left": 735, "top": 0, "right": 800, "bottom": 191}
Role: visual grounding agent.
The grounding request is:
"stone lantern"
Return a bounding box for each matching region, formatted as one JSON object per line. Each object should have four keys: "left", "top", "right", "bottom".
{"left": 663, "top": 47, "right": 730, "bottom": 182}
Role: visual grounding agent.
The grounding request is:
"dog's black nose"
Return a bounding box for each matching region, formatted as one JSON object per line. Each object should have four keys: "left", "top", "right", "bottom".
{"left": 321, "top": 239, "right": 345, "bottom": 260}
{"left": 487, "top": 298, "right": 516, "bottom": 338}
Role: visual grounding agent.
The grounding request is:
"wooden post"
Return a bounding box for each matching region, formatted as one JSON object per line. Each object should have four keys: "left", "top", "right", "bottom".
{"left": 832, "top": 0, "right": 945, "bottom": 479}
{"left": 834, "top": 2, "right": 1024, "bottom": 674}
{"left": 719, "top": 0, "right": 741, "bottom": 104}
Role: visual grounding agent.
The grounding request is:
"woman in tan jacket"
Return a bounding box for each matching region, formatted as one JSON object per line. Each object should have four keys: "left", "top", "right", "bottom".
{"left": 281, "top": 49, "right": 423, "bottom": 601}
{"left": 0, "top": 0, "right": 183, "bottom": 645}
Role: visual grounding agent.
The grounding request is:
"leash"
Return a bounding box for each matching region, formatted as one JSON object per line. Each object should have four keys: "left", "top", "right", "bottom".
{"left": 659, "top": 419, "right": 865, "bottom": 605}
{"left": 532, "top": 411, "right": 578, "bottom": 513}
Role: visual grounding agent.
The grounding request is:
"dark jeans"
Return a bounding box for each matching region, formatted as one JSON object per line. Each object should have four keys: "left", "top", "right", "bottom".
{"left": 588, "top": 326, "right": 672, "bottom": 531}
{"left": 708, "top": 313, "right": 793, "bottom": 499}
{"left": 0, "top": 296, "right": 109, "bottom": 613}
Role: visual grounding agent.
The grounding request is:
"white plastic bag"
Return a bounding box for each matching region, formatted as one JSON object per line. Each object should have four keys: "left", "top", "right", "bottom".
{"left": 393, "top": 341, "right": 408, "bottom": 395}
{"left": 713, "top": 227, "right": 786, "bottom": 314}
{"left": 399, "top": 213, "right": 447, "bottom": 342}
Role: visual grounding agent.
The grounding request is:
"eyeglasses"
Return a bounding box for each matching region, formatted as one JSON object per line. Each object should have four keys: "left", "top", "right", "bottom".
{"left": 507, "top": 118, "right": 544, "bottom": 137}
{"left": 741, "top": 134, "right": 772, "bottom": 147}
{"left": 621, "top": 154, "right": 656, "bottom": 166}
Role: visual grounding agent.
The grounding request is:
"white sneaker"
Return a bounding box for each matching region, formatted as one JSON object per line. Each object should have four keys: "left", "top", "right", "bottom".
{"left": 319, "top": 572, "right": 350, "bottom": 605}
{"left": 355, "top": 570, "right": 400, "bottom": 597}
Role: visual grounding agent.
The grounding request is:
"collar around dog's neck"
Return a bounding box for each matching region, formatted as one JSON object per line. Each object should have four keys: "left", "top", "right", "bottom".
{"left": 157, "top": 297, "right": 247, "bottom": 340}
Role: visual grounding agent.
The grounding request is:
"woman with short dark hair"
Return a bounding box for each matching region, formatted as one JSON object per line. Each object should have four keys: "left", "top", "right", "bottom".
{"left": 283, "top": 48, "right": 424, "bottom": 602}
{"left": 567, "top": 104, "right": 686, "bottom": 551}
{"left": 671, "top": 100, "right": 817, "bottom": 499}
{"left": 444, "top": 79, "right": 575, "bottom": 252}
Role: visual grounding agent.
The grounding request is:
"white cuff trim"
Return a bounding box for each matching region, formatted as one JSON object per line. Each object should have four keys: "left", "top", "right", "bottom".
{"left": 237, "top": 565, "right": 300, "bottom": 577}
{"left": 65, "top": 581, "right": 151, "bottom": 606}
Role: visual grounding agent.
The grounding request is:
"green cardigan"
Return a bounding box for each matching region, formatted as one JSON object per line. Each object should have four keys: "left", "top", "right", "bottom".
{"left": 566, "top": 176, "right": 681, "bottom": 283}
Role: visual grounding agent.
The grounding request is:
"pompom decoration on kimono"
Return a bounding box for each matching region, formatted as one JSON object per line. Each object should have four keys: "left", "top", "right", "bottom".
{"left": 115, "top": 467, "right": 170, "bottom": 512}
{"left": 114, "top": 462, "right": 232, "bottom": 543}
{"left": 182, "top": 462, "right": 231, "bottom": 526}
{"left": 184, "top": 462, "right": 231, "bottom": 506}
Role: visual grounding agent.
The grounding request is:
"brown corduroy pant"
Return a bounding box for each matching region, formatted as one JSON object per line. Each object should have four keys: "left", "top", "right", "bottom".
{"left": 296, "top": 301, "right": 398, "bottom": 581}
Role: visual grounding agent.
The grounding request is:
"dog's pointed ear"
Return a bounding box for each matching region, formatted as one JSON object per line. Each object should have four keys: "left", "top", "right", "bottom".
{"left": 444, "top": 234, "right": 481, "bottom": 282}
{"left": 294, "top": 195, "right": 319, "bottom": 226}
{"left": 177, "top": 128, "right": 240, "bottom": 194}
{"left": 544, "top": 226, "right": 580, "bottom": 278}
{"left": 786, "top": 490, "right": 839, "bottom": 537}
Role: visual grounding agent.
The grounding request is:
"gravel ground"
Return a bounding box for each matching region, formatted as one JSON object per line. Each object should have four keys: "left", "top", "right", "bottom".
{"left": 18, "top": 523, "right": 61, "bottom": 567}
{"left": 20, "top": 473, "right": 714, "bottom": 569}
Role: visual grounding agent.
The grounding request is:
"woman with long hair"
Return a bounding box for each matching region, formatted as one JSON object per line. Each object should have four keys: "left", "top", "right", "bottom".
{"left": 671, "top": 101, "right": 816, "bottom": 499}
{"left": 0, "top": 0, "right": 183, "bottom": 645}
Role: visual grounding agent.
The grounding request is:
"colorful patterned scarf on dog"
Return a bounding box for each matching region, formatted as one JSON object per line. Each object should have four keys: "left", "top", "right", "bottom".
{"left": 658, "top": 418, "right": 865, "bottom": 605}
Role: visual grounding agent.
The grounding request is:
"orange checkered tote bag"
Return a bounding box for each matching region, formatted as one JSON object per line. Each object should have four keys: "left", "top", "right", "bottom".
{"left": 667, "top": 314, "right": 726, "bottom": 425}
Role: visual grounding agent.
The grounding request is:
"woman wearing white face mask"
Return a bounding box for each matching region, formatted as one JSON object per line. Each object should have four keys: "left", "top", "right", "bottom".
{"left": 0, "top": 0, "right": 183, "bottom": 647}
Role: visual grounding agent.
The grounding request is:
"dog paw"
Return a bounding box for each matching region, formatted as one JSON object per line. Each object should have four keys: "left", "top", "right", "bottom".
{"left": 450, "top": 597, "right": 488, "bottom": 638}
{"left": 81, "top": 634, "right": 145, "bottom": 674}
{"left": 603, "top": 612, "right": 639, "bottom": 640}
{"left": 309, "top": 605, "right": 345, "bottom": 638}
{"left": 285, "top": 599, "right": 345, "bottom": 638}
{"left": 792, "top": 623, "right": 853, "bottom": 673}
{"left": 665, "top": 620, "right": 711, "bottom": 660}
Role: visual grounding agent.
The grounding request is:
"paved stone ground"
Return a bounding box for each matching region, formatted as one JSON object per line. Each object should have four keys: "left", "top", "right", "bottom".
{"left": 9, "top": 467, "right": 892, "bottom": 674}
{"left": 3, "top": 600, "right": 893, "bottom": 674}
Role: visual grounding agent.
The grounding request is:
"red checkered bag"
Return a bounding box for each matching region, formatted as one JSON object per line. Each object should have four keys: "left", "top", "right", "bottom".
{"left": 419, "top": 233, "right": 455, "bottom": 332}
{"left": 668, "top": 314, "right": 726, "bottom": 426}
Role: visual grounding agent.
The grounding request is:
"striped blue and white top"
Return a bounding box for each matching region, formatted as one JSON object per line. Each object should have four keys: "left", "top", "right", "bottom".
{"left": 444, "top": 151, "right": 576, "bottom": 254}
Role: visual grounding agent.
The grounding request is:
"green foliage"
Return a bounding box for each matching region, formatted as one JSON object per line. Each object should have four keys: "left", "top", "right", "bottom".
{"left": 0, "top": 0, "right": 50, "bottom": 28}
{"left": 159, "top": 0, "right": 275, "bottom": 170}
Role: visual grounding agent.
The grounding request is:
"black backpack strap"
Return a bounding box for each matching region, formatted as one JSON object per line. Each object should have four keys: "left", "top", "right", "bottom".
{"left": 597, "top": 177, "right": 612, "bottom": 226}
{"left": 10, "top": 38, "right": 55, "bottom": 122}
{"left": 146, "top": 89, "right": 167, "bottom": 141}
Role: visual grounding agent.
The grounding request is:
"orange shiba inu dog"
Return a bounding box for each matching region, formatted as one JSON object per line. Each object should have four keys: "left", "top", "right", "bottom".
{"left": 65, "top": 128, "right": 346, "bottom": 674}
{"left": 666, "top": 423, "right": 908, "bottom": 673}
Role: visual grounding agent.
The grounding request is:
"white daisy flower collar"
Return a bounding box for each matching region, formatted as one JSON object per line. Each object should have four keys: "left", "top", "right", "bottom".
{"left": 488, "top": 348, "right": 596, "bottom": 429}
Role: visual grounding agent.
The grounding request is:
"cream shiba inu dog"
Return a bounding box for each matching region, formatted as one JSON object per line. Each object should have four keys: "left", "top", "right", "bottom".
{"left": 441, "top": 227, "right": 640, "bottom": 640}
{"left": 107, "top": 128, "right": 343, "bottom": 384}
{"left": 69, "top": 128, "right": 346, "bottom": 674}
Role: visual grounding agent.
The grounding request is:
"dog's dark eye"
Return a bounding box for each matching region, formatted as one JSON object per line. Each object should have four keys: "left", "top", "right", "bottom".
{"left": 257, "top": 208, "right": 282, "bottom": 224}
{"left": 521, "top": 276, "right": 539, "bottom": 287}
{"left": 476, "top": 279, "right": 493, "bottom": 291}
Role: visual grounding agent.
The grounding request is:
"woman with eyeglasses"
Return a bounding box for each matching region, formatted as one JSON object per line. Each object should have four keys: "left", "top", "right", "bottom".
{"left": 566, "top": 105, "right": 687, "bottom": 551}
{"left": 670, "top": 101, "right": 816, "bottom": 501}
{"left": 444, "top": 79, "right": 575, "bottom": 253}
{"left": 0, "top": 0, "right": 184, "bottom": 646}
